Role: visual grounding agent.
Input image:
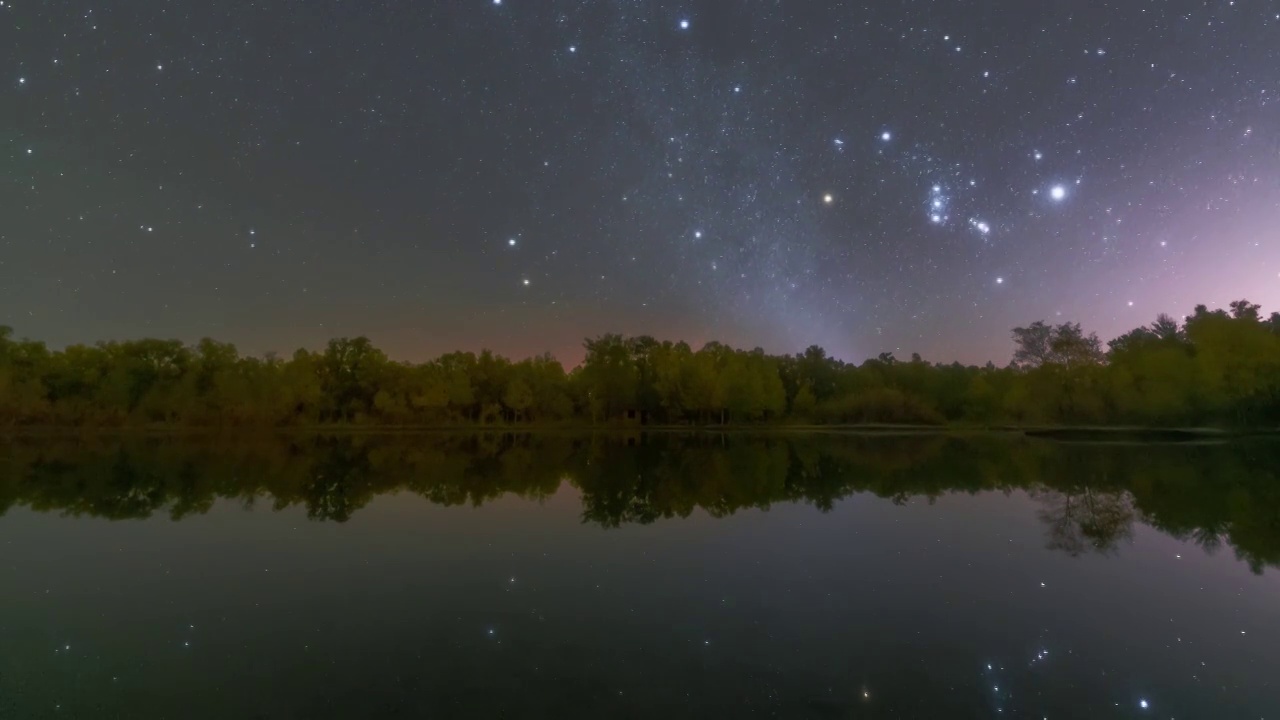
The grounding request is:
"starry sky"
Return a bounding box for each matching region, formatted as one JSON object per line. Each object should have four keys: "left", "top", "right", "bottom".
{"left": 4, "top": 1, "right": 1278, "bottom": 364}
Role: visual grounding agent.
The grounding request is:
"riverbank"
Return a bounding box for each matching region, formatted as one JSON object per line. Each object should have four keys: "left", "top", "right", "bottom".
{"left": 0, "top": 422, "right": 1273, "bottom": 441}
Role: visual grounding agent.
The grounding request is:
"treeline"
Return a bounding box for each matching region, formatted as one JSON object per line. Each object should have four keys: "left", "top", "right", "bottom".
{"left": 2, "top": 434, "right": 1278, "bottom": 572}
{"left": 1, "top": 299, "right": 1278, "bottom": 427}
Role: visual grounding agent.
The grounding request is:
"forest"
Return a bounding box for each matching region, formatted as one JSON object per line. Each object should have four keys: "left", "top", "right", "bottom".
{"left": 1, "top": 299, "right": 1277, "bottom": 428}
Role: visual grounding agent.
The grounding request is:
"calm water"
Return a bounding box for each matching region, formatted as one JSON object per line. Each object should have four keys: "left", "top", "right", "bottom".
{"left": 1, "top": 433, "right": 1278, "bottom": 718}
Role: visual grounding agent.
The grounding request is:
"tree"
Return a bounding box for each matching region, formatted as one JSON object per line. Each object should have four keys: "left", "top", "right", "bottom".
{"left": 579, "top": 335, "right": 638, "bottom": 421}
{"left": 1013, "top": 321, "right": 1103, "bottom": 369}
{"left": 503, "top": 378, "right": 534, "bottom": 422}
{"left": 1012, "top": 321, "right": 1054, "bottom": 367}
{"left": 319, "top": 337, "right": 387, "bottom": 421}
{"left": 791, "top": 381, "right": 817, "bottom": 418}
{"left": 1230, "top": 300, "right": 1262, "bottom": 322}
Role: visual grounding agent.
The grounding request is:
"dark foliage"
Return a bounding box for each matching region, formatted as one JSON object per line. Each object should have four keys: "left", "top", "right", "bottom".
{"left": 1, "top": 300, "right": 1277, "bottom": 428}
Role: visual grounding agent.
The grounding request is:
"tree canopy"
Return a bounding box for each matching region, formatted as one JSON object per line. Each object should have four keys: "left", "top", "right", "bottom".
{"left": 1, "top": 299, "right": 1277, "bottom": 428}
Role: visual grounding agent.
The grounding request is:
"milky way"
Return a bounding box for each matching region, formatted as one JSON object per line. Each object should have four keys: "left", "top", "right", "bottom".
{"left": 3, "top": 1, "right": 1278, "bottom": 363}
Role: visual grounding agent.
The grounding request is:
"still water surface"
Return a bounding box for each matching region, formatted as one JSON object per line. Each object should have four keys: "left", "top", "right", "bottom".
{"left": 1, "top": 433, "right": 1277, "bottom": 718}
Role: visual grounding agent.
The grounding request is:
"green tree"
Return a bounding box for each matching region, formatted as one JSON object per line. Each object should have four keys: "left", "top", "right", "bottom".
{"left": 503, "top": 377, "right": 534, "bottom": 422}
{"left": 579, "top": 334, "right": 638, "bottom": 421}
{"left": 318, "top": 337, "right": 388, "bottom": 422}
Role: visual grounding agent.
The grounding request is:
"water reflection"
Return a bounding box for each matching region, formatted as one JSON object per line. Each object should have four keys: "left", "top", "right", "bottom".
{"left": 2, "top": 433, "right": 1278, "bottom": 572}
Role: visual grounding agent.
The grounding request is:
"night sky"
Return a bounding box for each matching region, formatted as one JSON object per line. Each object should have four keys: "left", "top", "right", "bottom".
{"left": 4, "top": 1, "right": 1278, "bottom": 365}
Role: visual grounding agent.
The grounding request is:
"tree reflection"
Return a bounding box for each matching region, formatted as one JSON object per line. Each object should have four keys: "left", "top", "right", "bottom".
{"left": 1, "top": 433, "right": 1278, "bottom": 572}
{"left": 1034, "top": 488, "right": 1135, "bottom": 556}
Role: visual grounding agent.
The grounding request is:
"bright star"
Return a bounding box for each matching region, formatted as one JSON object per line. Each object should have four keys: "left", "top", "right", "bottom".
{"left": 1050, "top": 185, "right": 1067, "bottom": 201}
{"left": 694, "top": 230, "right": 702, "bottom": 239}
{"left": 568, "top": 45, "right": 576, "bottom": 53}
{"left": 880, "top": 131, "right": 891, "bottom": 141}
{"left": 996, "top": 277, "right": 1004, "bottom": 284}
{"left": 823, "top": 193, "right": 834, "bottom": 204}
{"left": 522, "top": 278, "right": 530, "bottom": 286}
{"left": 1034, "top": 151, "right": 1043, "bottom": 160}
{"left": 679, "top": 19, "right": 689, "bottom": 30}
{"left": 1139, "top": 699, "right": 1149, "bottom": 709}
{"left": 508, "top": 238, "right": 516, "bottom": 246}
{"left": 930, "top": 214, "right": 942, "bottom": 224}
{"left": 18, "top": 77, "right": 25, "bottom": 84}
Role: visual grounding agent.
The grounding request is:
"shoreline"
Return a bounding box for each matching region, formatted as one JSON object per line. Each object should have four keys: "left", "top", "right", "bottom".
{"left": 0, "top": 423, "right": 1273, "bottom": 441}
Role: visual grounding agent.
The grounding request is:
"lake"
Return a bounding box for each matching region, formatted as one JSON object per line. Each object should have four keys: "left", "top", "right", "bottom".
{"left": 1, "top": 433, "right": 1277, "bottom": 718}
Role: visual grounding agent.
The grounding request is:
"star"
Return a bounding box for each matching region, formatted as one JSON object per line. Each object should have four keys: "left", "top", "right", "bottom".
{"left": 568, "top": 45, "right": 577, "bottom": 53}
{"left": 508, "top": 238, "right": 517, "bottom": 246}
{"left": 996, "top": 277, "right": 1004, "bottom": 284}
{"left": 679, "top": 19, "right": 689, "bottom": 30}
{"left": 1139, "top": 699, "right": 1149, "bottom": 709}
{"left": 693, "top": 230, "right": 702, "bottom": 239}
{"left": 880, "top": 131, "right": 892, "bottom": 141}
{"left": 823, "top": 193, "right": 834, "bottom": 204}
{"left": 17, "top": 77, "right": 25, "bottom": 84}
{"left": 1050, "top": 185, "right": 1067, "bottom": 201}
{"left": 522, "top": 278, "right": 530, "bottom": 286}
